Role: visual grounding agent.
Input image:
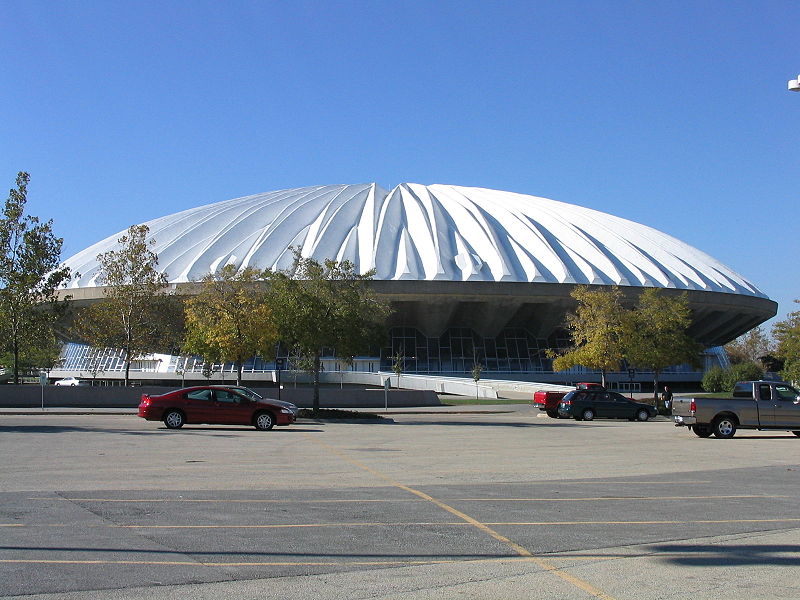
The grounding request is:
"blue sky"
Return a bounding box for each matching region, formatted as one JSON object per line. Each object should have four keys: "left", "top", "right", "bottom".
{"left": 2, "top": 1, "right": 798, "bottom": 330}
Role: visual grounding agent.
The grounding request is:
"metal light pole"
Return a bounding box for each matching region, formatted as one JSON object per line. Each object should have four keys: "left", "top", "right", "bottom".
{"left": 274, "top": 342, "right": 283, "bottom": 402}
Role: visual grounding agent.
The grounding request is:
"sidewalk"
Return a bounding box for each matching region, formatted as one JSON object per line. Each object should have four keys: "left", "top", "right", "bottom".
{"left": 0, "top": 404, "right": 528, "bottom": 416}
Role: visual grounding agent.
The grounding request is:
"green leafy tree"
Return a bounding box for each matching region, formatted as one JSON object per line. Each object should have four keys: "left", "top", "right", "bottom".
{"left": 772, "top": 301, "right": 800, "bottom": 384}
{"left": 724, "top": 361, "right": 764, "bottom": 390}
{"left": 624, "top": 289, "right": 701, "bottom": 399}
{"left": 183, "top": 265, "right": 277, "bottom": 385}
{"left": 702, "top": 365, "right": 727, "bottom": 392}
{"left": 702, "top": 362, "right": 764, "bottom": 393}
{"left": 72, "top": 224, "right": 179, "bottom": 385}
{"left": 550, "top": 286, "right": 627, "bottom": 388}
{"left": 267, "top": 250, "right": 392, "bottom": 413}
{"left": 0, "top": 172, "right": 70, "bottom": 383}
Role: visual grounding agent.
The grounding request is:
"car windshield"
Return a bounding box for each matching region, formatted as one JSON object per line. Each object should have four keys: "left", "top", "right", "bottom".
{"left": 230, "top": 386, "right": 263, "bottom": 401}
{"left": 775, "top": 385, "right": 799, "bottom": 400}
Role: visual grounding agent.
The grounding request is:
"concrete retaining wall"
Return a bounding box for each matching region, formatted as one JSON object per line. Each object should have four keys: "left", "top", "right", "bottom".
{"left": 0, "top": 385, "right": 440, "bottom": 409}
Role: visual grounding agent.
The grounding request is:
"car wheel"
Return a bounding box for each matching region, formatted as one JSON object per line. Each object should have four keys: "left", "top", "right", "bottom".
{"left": 546, "top": 410, "right": 559, "bottom": 418}
{"left": 581, "top": 408, "right": 595, "bottom": 421}
{"left": 692, "top": 425, "right": 712, "bottom": 438}
{"left": 254, "top": 411, "right": 275, "bottom": 431}
{"left": 712, "top": 416, "right": 737, "bottom": 439}
{"left": 636, "top": 409, "right": 649, "bottom": 422}
{"left": 163, "top": 410, "right": 185, "bottom": 429}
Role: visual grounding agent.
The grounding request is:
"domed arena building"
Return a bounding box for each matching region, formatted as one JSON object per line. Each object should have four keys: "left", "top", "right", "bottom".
{"left": 57, "top": 183, "right": 776, "bottom": 384}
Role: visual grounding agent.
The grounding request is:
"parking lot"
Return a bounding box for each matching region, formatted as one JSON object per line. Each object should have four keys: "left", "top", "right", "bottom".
{"left": 1, "top": 407, "right": 799, "bottom": 599}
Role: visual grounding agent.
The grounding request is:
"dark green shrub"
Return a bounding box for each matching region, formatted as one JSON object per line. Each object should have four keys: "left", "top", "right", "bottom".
{"left": 724, "top": 361, "right": 764, "bottom": 391}
{"left": 702, "top": 366, "right": 727, "bottom": 392}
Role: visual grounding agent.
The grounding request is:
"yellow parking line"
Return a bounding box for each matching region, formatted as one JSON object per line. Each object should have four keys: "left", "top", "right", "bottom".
{"left": 28, "top": 497, "right": 423, "bottom": 504}
{"left": 454, "top": 495, "right": 787, "bottom": 502}
{"left": 5, "top": 517, "right": 794, "bottom": 529}
{"left": 110, "top": 522, "right": 470, "bottom": 529}
{"left": 485, "top": 518, "right": 800, "bottom": 526}
{"left": 29, "top": 493, "right": 777, "bottom": 504}
{"left": 301, "top": 434, "right": 616, "bottom": 600}
{"left": 0, "top": 556, "right": 607, "bottom": 567}
{"left": 494, "top": 481, "right": 711, "bottom": 485}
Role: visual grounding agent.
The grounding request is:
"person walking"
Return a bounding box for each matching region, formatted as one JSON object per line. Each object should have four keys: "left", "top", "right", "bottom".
{"left": 662, "top": 385, "right": 673, "bottom": 414}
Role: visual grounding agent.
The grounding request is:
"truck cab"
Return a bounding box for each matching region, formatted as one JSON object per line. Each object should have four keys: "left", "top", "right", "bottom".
{"left": 673, "top": 380, "right": 800, "bottom": 438}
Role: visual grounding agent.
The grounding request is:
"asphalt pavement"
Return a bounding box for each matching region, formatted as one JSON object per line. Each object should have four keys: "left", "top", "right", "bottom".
{"left": 1, "top": 407, "right": 798, "bottom": 599}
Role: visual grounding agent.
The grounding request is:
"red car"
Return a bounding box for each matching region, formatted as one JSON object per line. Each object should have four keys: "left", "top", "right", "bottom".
{"left": 533, "top": 383, "right": 605, "bottom": 418}
{"left": 138, "top": 386, "right": 299, "bottom": 431}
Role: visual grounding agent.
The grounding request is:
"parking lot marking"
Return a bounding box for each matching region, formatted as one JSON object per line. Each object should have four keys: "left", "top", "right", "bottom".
{"left": 28, "top": 497, "right": 424, "bottom": 504}
{"left": 29, "top": 493, "right": 771, "bottom": 504}
{"left": 485, "top": 518, "right": 800, "bottom": 526}
{"left": 11, "top": 516, "right": 800, "bottom": 529}
{"left": 454, "top": 494, "right": 788, "bottom": 502}
{"left": 0, "top": 556, "right": 617, "bottom": 567}
{"left": 302, "top": 434, "right": 617, "bottom": 600}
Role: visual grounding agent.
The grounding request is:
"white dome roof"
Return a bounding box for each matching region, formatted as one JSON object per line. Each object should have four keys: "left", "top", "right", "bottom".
{"left": 62, "top": 183, "right": 765, "bottom": 297}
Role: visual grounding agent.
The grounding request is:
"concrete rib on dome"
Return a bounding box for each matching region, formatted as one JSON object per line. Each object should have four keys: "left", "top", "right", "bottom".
{"left": 62, "top": 183, "right": 766, "bottom": 300}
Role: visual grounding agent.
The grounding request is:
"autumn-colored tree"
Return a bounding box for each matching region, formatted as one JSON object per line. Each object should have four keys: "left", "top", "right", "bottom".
{"left": 725, "top": 326, "right": 773, "bottom": 366}
{"left": 550, "top": 286, "right": 627, "bottom": 388}
{"left": 72, "top": 225, "right": 180, "bottom": 385}
{"left": 471, "top": 361, "right": 483, "bottom": 399}
{"left": 183, "top": 265, "right": 277, "bottom": 385}
{"left": 623, "top": 288, "right": 701, "bottom": 398}
{"left": 392, "top": 347, "right": 405, "bottom": 388}
{"left": 0, "top": 172, "right": 70, "bottom": 383}
{"left": 267, "top": 250, "right": 391, "bottom": 413}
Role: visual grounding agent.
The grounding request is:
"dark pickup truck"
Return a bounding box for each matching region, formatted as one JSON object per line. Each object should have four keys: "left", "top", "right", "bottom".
{"left": 673, "top": 380, "right": 800, "bottom": 439}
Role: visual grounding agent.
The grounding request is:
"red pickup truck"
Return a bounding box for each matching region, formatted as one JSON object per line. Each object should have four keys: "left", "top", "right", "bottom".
{"left": 533, "top": 382, "right": 605, "bottom": 418}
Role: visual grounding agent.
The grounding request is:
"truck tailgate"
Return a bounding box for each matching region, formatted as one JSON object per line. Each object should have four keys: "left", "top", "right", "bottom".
{"left": 672, "top": 396, "right": 693, "bottom": 417}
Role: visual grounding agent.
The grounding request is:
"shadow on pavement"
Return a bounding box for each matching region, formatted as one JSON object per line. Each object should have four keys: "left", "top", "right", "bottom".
{"left": 648, "top": 542, "right": 800, "bottom": 567}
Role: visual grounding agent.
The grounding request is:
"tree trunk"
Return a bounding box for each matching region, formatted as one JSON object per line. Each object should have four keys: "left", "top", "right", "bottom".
{"left": 12, "top": 337, "right": 19, "bottom": 385}
{"left": 600, "top": 370, "right": 607, "bottom": 388}
{"left": 653, "top": 369, "right": 661, "bottom": 411}
{"left": 236, "top": 361, "right": 243, "bottom": 386}
{"left": 123, "top": 340, "right": 131, "bottom": 386}
{"left": 312, "top": 353, "right": 321, "bottom": 414}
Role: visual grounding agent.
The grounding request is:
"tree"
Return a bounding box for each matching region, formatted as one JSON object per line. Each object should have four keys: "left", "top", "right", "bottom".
{"left": 183, "top": 265, "right": 277, "bottom": 385}
{"left": 773, "top": 300, "right": 800, "bottom": 384}
{"left": 84, "top": 346, "right": 107, "bottom": 384}
{"left": 624, "top": 289, "right": 701, "bottom": 399}
{"left": 392, "top": 347, "right": 405, "bottom": 388}
{"left": 550, "top": 286, "right": 627, "bottom": 388}
{"left": 72, "top": 225, "right": 179, "bottom": 385}
{"left": 703, "top": 362, "right": 764, "bottom": 393}
{"left": 267, "top": 250, "right": 392, "bottom": 413}
{"left": 702, "top": 365, "right": 727, "bottom": 392}
{"left": 726, "top": 361, "right": 764, "bottom": 389}
{"left": 0, "top": 172, "right": 70, "bottom": 383}
{"left": 201, "top": 361, "right": 216, "bottom": 382}
{"left": 725, "top": 326, "right": 773, "bottom": 366}
{"left": 471, "top": 361, "right": 483, "bottom": 399}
